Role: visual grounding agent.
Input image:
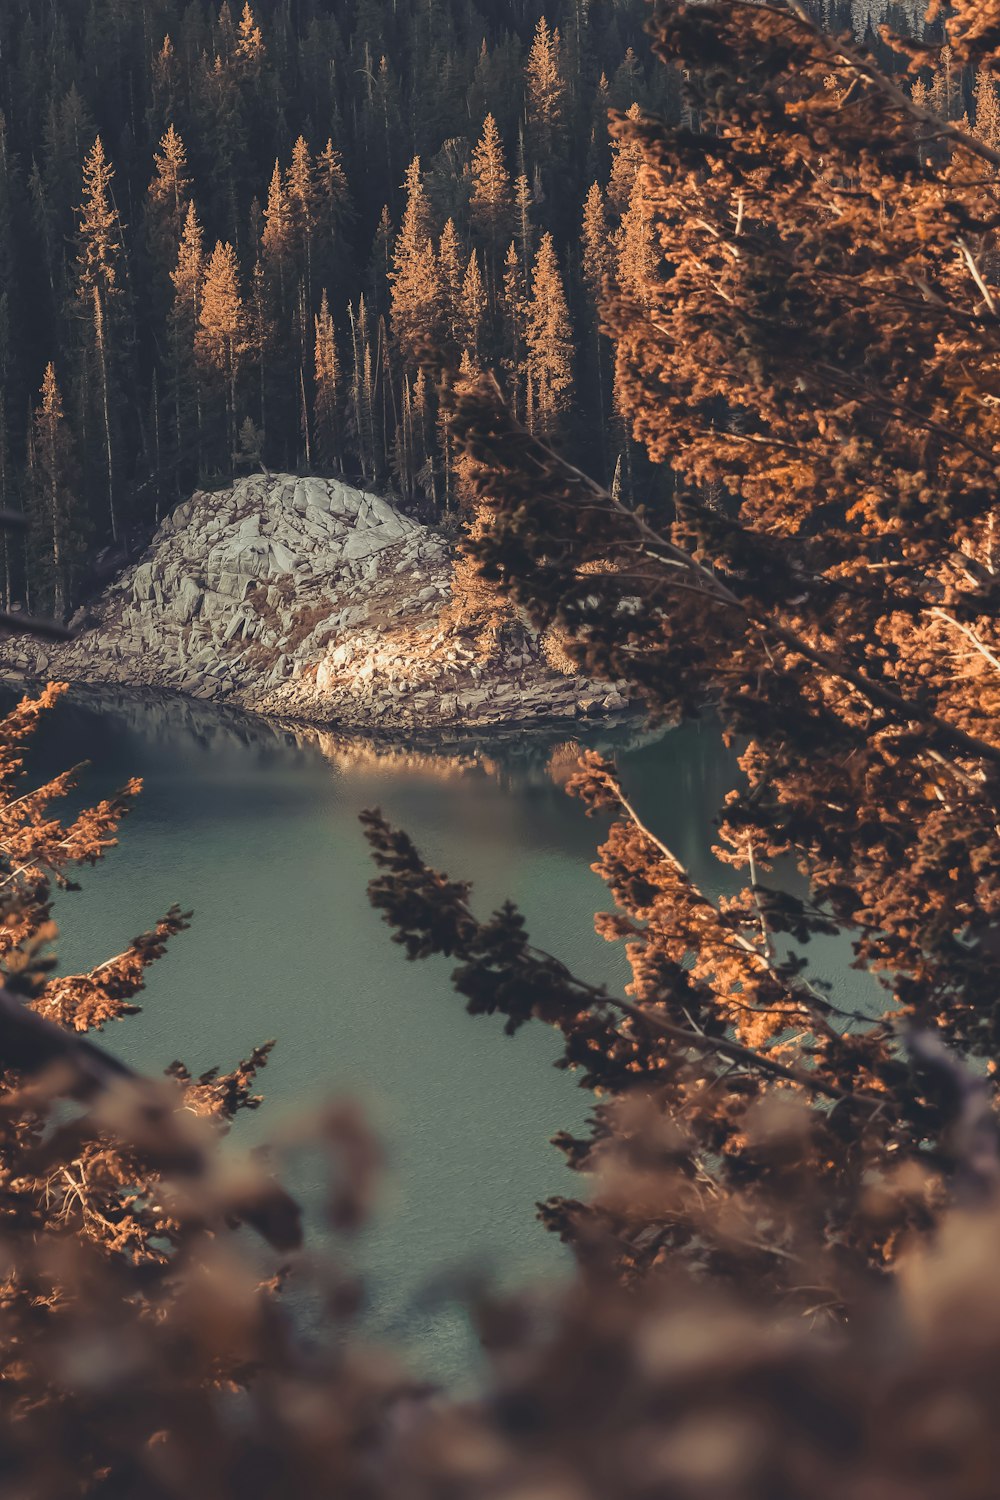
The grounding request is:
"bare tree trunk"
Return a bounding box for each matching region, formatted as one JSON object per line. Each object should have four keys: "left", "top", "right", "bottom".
{"left": 94, "top": 289, "right": 117, "bottom": 543}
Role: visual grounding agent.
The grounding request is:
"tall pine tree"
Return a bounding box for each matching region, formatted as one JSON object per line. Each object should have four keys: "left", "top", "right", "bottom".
{"left": 525, "top": 231, "right": 574, "bottom": 438}
{"left": 27, "top": 364, "right": 86, "bottom": 617}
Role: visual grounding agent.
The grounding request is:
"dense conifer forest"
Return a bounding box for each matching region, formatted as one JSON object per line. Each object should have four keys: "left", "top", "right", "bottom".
{"left": 0, "top": 0, "right": 962, "bottom": 615}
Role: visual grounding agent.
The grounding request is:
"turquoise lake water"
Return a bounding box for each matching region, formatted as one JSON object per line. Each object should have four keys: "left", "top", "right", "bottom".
{"left": 14, "top": 688, "right": 869, "bottom": 1382}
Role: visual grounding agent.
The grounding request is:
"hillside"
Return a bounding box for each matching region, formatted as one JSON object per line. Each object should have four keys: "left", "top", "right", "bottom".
{"left": 0, "top": 474, "right": 629, "bottom": 732}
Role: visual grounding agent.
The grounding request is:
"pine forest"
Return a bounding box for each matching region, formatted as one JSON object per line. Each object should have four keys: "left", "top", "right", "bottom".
{"left": 0, "top": 1, "right": 999, "bottom": 1497}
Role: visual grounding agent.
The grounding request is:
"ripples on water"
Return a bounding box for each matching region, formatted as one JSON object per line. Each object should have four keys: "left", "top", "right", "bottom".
{"left": 10, "top": 686, "right": 872, "bottom": 1383}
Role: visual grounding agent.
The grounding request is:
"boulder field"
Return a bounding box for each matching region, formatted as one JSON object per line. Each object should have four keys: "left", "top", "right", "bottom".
{"left": 0, "top": 474, "right": 630, "bottom": 732}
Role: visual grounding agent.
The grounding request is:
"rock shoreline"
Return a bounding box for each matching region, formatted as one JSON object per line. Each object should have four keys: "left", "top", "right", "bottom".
{"left": 0, "top": 474, "right": 631, "bottom": 733}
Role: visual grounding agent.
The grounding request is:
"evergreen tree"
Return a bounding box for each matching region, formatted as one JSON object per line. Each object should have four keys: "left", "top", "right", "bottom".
{"left": 197, "top": 240, "right": 244, "bottom": 473}
{"left": 499, "top": 239, "right": 527, "bottom": 417}
{"left": 194, "top": 50, "right": 246, "bottom": 238}
{"left": 459, "top": 251, "right": 488, "bottom": 362}
{"left": 287, "top": 136, "right": 317, "bottom": 306}
{"left": 607, "top": 102, "right": 645, "bottom": 214}
{"left": 615, "top": 176, "right": 656, "bottom": 304}
{"left": 27, "top": 364, "right": 85, "bottom": 617}
{"left": 347, "top": 294, "right": 376, "bottom": 483}
{"left": 367, "top": 204, "right": 394, "bottom": 318}
{"left": 513, "top": 171, "right": 535, "bottom": 284}
{"left": 234, "top": 1, "right": 265, "bottom": 79}
{"left": 314, "top": 139, "right": 354, "bottom": 293}
{"left": 974, "top": 66, "right": 1000, "bottom": 152}
{"left": 580, "top": 180, "right": 614, "bottom": 478}
{"left": 470, "top": 113, "right": 513, "bottom": 292}
{"left": 930, "top": 43, "right": 958, "bottom": 121}
{"left": 389, "top": 157, "right": 443, "bottom": 366}
{"left": 313, "top": 289, "right": 341, "bottom": 473}
{"left": 73, "top": 136, "right": 126, "bottom": 541}
{"left": 146, "top": 125, "right": 192, "bottom": 309}
{"left": 168, "top": 200, "right": 205, "bottom": 486}
{"left": 438, "top": 217, "right": 464, "bottom": 352}
{"left": 262, "top": 159, "right": 293, "bottom": 302}
{"left": 581, "top": 181, "right": 613, "bottom": 306}
{"left": 150, "top": 34, "right": 181, "bottom": 139}
{"left": 525, "top": 231, "right": 573, "bottom": 437}
{"left": 525, "top": 18, "right": 568, "bottom": 178}
{"left": 244, "top": 256, "right": 276, "bottom": 450}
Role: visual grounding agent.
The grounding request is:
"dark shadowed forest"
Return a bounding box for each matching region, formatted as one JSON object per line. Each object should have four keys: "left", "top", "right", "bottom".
{"left": 0, "top": 0, "right": 966, "bottom": 614}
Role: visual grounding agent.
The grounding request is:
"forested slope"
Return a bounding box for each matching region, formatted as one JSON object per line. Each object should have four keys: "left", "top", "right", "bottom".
{"left": 0, "top": 0, "right": 973, "bottom": 613}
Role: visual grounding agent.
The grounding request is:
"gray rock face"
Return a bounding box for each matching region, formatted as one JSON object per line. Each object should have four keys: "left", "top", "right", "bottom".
{"left": 0, "top": 474, "right": 630, "bottom": 732}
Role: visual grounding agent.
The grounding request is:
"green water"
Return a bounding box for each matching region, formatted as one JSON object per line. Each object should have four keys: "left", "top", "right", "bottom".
{"left": 14, "top": 690, "right": 753, "bottom": 1380}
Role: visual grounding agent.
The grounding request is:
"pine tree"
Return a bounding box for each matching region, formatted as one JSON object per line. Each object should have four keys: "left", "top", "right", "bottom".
{"left": 394, "top": 372, "right": 416, "bottom": 500}
{"left": 234, "top": 1, "right": 265, "bottom": 80}
{"left": 413, "top": 363, "right": 435, "bottom": 505}
{"left": 470, "top": 114, "right": 513, "bottom": 290}
{"left": 582, "top": 182, "right": 612, "bottom": 305}
{"left": 389, "top": 157, "right": 443, "bottom": 366}
{"left": 197, "top": 240, "right": 244, "bottom": 472}
{"left": 74, "top": 133, "right": 122, "bottom": 306}
{"left": 525, "top": 231, "right": 574, "bottom": 437}
{"left": 244, "top": 256, "right": 276, "bottom": 447}
{"left": 347, "top": 294, "right": 376, "bottom": 483}
{"left": 262, "top": 159, "right": 293, "bottom": 300}
{"left": 148, "top": 125, "right": 190, "bottom": 254}
{"left": 525, "top": 18, "right": 567, "bottom": 173}
{"left": 609, "top": 45, "right": 642, "bottom": 110}
{"left": 367, "top": 204, "right": 394, "bottom": 317}
{"left": 287, "top": 136, "right": 317, "bottom": 304}
{"left": 314, "top": 139, "right": 353, "bottom": 293}
{"left": 459, "top": 251, "right": 487, "bottom": 361}
{"left": 930, "top": 43, "right": 957, "bottom": 121}
{"left": 313, "top": 289, "right": 341, "bottom": 473}
{"left": 73, "top": 136, "right": 125, "bottom": 542}
{"left": 580, "top": 180, "right": 614, "bottom": 477}
{"left": 146, "top": 125, "right": 192, "bottom": 308}
{"left": 169, "top": 200, "right": 206, "bottom": 485}
{"left": 499, "top": 239, "right": 528, "bottom": 418}
{"left": 195, "top": 50, "right": 248, "bottom": 239}
{"left": 396, "top": 154, "right": 432, "bottom": 249}
{"left": 27, "top": 364, "right": 85, "bottom": 617}
{"left": 150, "top": 35, "right": 181, "bottom": 136}
{"left": 216, "top": 1, "right": 237, "bottom": 60}
{"left": 513, "top": 171, "right": 535, "bottom": 283}
{"left": 438, "top": 217, "right": 464, "bottom": 351}
{"left": 615, "top": 177, "right": 656, "bottom": 304}
{"left": 974, "top": 67, "right": 1000, "bottom": 152}
{"left": 608, "top": 103, "right": 645, "bottom": 214}
{"left": 588, "top": 72, "right": 613, "bottom": 184}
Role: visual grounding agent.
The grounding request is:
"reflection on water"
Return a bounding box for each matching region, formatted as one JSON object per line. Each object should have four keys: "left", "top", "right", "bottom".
{"left": 6, "top": 684, "right": 872, "bottom": 1382}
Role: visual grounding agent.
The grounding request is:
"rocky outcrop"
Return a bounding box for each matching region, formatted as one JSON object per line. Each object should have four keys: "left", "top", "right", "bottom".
{"left": 0, "top": 475, "right": 630, "bottom": 732}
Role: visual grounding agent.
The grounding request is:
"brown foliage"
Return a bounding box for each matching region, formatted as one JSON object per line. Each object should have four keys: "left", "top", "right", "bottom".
{"left": 377, "top": 0, "right": 1000, "bottom": 1306}
{"left": 0, "top": 682, "right": 302, "bottom": 1416}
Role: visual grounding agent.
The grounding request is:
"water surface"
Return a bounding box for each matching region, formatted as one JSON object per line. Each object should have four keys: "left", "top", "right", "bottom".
{"left": 15, "top": 690, "right": 749, "bottom": 1379}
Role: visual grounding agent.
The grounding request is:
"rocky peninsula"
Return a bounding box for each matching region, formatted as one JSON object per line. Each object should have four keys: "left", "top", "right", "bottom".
{"left": 0, "top": 475, "right": 630, "bottom": 733}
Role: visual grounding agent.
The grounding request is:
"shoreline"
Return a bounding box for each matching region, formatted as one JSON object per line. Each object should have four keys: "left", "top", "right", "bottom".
{"left": 0, "top": 671, "right": 649, "bottom": 754}
{"left": 0, "top": 474, "right": 633, "bottom": 736}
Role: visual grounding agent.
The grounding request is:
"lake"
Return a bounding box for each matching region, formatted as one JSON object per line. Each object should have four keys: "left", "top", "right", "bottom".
{"left": 13, "top": 687, "right": 867, "bottom": 1383}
